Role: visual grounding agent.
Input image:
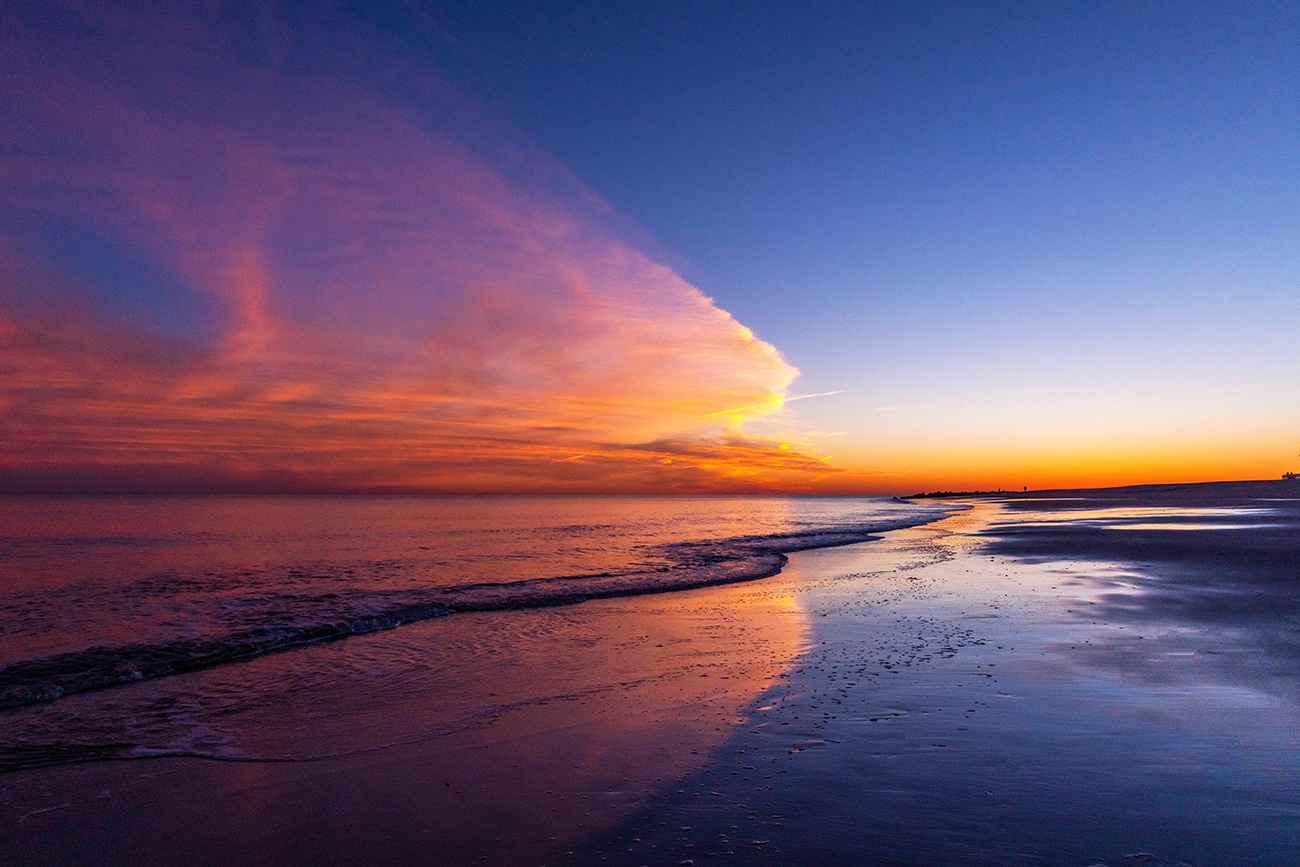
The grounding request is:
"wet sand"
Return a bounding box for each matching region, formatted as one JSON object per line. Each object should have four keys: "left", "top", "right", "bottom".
{"left": 590, "top": 482, "right": 1300, "bottom": 866}
{"left": 0, "top": 582, "right": 810, "bottom": 866}
{"left": 4, "top": 482, "right": 1299, "bottom": 865}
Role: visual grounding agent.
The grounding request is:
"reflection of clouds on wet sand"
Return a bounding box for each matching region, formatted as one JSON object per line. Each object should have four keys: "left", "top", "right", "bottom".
{"left": 0, "top": 578, "right": 808, "bottom": 865}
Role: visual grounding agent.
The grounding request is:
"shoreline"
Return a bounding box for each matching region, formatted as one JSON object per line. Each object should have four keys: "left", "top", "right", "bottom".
{"left": 1, "top": 569, "right": 815, "bottom": 866}
{"left": 3, "top": 484, "right": 1298, "bottom": 865}
{"left": 591, "top": 486, "right": 1300, "bottom": 866}
{"left": 0, "top": 507, "right": 957, "bottom": 715}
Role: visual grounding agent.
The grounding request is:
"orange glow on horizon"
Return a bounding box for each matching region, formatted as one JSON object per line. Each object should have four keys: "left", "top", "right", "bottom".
{"left": 2, "top": 7, "right": 1290, "bottom": 496}
{"left": 810, "top": 435, "right": 1298, "bottom": 495}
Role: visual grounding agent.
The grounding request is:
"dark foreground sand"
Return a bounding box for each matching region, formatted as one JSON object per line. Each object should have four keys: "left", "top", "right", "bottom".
{"left": 3, "top": 481, "right": 1298, "bottom": 866}
{"left": 586, "top": 481, "right": 1300, "bottom": 866}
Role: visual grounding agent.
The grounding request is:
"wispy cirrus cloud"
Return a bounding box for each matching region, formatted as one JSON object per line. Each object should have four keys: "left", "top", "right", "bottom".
{"left": 0, "top": 2, "right": 832, "bottom": 492}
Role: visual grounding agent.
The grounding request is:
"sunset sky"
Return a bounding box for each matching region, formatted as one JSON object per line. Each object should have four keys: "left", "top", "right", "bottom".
{"left": 2, "top": 1, "right": 1297, "bottom": 493}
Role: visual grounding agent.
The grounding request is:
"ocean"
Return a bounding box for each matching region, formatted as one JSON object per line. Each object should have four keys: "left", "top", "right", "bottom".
{"left": 0, "top": 494, "right": 953, "bottom": 772}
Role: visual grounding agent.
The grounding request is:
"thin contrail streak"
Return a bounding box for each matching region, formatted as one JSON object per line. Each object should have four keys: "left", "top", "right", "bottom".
{"left": 784, "top": 390, "right": 847, "bottom": 402}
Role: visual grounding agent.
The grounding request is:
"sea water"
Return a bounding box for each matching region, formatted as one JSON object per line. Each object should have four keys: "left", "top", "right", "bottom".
{"left": 0, "top": 494, "right": 953, "bottom": 770}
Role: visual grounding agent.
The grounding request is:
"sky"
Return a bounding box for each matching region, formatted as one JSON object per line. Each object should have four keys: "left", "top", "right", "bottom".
{"left": 1, "top": 1, "right": 1297, "bottom": 494}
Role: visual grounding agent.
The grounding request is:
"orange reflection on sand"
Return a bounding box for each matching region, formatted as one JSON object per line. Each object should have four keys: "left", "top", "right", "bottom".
{"left": 13, "top": 581, "right": 812, "bottom": 866}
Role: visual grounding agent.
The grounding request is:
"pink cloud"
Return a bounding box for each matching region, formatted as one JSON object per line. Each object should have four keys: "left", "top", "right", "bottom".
{"left": 0, "top": 3, "right": 828, "bottom": 493}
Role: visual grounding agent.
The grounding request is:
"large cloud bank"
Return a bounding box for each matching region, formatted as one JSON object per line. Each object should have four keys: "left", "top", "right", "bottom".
{"left": 0, "top": 3, "right": 830, "bottom": 492}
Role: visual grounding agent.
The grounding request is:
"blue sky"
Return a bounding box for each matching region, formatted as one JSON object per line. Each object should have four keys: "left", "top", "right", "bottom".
{"left": 372, "top": 1, "right": 1300, "bottom": 484}
{"left": 1, "top": 1, "right": 1296, "bottom": 491}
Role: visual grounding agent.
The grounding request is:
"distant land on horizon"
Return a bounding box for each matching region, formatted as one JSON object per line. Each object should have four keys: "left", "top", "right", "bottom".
{"left": 910, "top": 478, "right": 1300, "bottom": 506}
{"left": 1, "top": 468, "right": 1296, "bottom": 499}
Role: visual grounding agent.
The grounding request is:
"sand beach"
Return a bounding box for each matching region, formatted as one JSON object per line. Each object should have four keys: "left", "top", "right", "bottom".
{"left": 2, "top": 482, "right": 1298, "bottom": 866}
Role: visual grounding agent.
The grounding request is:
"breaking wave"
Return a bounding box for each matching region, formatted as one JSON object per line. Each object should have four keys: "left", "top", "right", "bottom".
{"left": 1, "top": 517, "right": 951, "bottom": 712}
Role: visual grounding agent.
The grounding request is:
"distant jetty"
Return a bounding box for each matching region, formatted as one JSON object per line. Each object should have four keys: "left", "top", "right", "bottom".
{"left": 907, "top": 489, "right": 1013, "bottom": 498}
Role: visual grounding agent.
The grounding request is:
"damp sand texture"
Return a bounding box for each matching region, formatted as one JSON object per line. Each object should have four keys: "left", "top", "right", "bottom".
{"left": 3, "top": 484, "right": 1299, "bottom": 866}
